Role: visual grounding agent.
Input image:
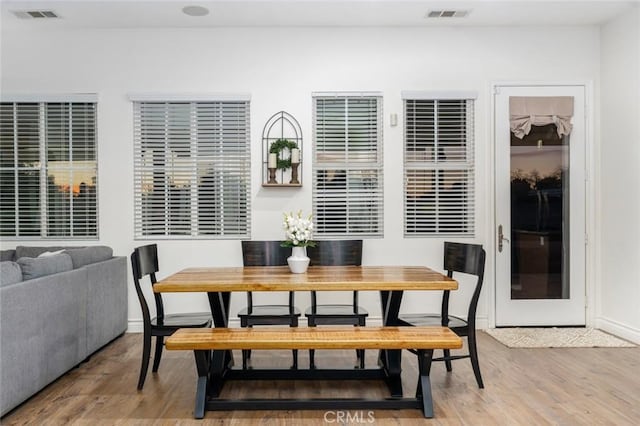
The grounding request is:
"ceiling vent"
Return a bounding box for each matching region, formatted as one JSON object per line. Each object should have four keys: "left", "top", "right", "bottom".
{"left": 12, "top": 10, "right": 60, "bottom": 19}
{"left": 426, "top": 10, "right": 469, "bottom": 19}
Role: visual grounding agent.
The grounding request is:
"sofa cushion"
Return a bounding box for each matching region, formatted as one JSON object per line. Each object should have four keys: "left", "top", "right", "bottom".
{"left": 15, "top": 246, "right": 74, "bottom": 259}
{"left": 64, "top": 246, "right": 113, "bottom": 269}
{"left": 0, "top": 261, "right": 22, "bottom": 287}
{"left": 17, "top": 253, "right": 73, "bottom": 280}
{"left": 0, "top": 250, "right": 16, "bottom": 262}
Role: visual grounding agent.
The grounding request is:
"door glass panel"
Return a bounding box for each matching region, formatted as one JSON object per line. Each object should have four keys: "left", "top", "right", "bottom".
{"left": 510, "top": 123, "right": 569, "bottom": 300}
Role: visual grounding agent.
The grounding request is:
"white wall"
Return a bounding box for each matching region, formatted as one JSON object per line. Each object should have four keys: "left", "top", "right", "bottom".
{"left": 598, "top": 6, "right": 640, "bottom": 343}
{"left": 1, "top": 26, "right": 601, "bottom": 331}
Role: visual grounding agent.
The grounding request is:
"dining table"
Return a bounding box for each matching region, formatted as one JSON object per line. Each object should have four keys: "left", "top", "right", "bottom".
{"left": 154, "top": 265, "right": 458, "bottom": 410}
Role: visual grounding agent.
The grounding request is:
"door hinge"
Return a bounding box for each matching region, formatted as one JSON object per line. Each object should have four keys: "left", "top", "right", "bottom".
{"left": 585, "top": 234, "right": 589, "bottom": 245}
{"left": 494, "top": 86, "right": 501, "bottom": 95}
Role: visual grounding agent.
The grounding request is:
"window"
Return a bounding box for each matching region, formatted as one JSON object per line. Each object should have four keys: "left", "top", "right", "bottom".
{"left": 0, "top": 97, "right": 98, "bottom": 238}
{"left": 312, "top": 93, "right": 383, "bottom": 237}
{"left": 132, "top": 97, "right": 251, "bottom": 239}
{"left": 403, "top": 91, "right": 476, "bottom": 236}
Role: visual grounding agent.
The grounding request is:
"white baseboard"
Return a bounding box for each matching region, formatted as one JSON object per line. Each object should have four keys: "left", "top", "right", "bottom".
{"left": 127, "top": 319, "right": 143, "bottom": 333}
{"left": 476, "top": 316, "right": 489, "bottom": 330}
{"left": 595, "top": 317, "right": 640, "bottom": 344}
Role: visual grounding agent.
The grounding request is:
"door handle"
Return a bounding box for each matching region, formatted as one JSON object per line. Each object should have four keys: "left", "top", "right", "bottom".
{"left": 498, "top": 224, "right": 510, "bottom": 253}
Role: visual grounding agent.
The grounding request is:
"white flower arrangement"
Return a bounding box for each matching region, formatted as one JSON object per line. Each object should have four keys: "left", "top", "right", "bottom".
{"left": 281, "top": 211, "right": 316, "bottom": 248}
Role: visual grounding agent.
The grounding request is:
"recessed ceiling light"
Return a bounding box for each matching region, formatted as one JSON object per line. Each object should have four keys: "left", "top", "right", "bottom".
{"left": 182, "top": 5, "right": 209, "bottom": 17}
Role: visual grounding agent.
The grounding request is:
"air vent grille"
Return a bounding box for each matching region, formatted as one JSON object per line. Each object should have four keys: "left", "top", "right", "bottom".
{"left": 12, "top": 10, "right": 59, "bottom": 19}
{"left": 426, "top": 10, "right": 469, "bottom": 19}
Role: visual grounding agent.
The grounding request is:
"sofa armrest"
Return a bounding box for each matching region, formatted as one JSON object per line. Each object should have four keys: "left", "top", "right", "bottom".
{"left": 0, "top": 268, "right": 88, "bottom": 416}
{"left": 83, "top": 256, "right": 128, "bottom": 355}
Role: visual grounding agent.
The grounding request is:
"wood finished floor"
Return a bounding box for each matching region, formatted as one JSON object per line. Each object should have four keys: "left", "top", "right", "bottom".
{"left": 2, "top": 331, "right": 639, "bottom": 425}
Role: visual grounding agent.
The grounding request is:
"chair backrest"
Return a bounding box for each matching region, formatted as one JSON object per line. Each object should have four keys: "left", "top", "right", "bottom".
{"left": 241, "top": 241, "right": 289, "bottom": 266}
{"left": 441, "top": 241, "right": 486, "bottom": 328}
{"left": 241, "top": 241, "right": 291, "bottom": 313}
{"left": 307, "top": 240, "right": 363, "bottom": 266}
{"left": 307, "top": 240, "right": 363, "bottom": 311}
{"left": 131, "top": 244, "right": 165, "bottom": 328}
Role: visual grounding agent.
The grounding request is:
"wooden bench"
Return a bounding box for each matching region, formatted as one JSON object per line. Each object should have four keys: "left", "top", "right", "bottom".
{"left": 166, "top": 326, "right": 462, "bottom": 419}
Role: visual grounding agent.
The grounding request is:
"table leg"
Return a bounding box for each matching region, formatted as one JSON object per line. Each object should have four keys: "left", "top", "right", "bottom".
{"left": 206, "top": 292, "right": 233, "bottom": 397}
{"left": 193, "top": 350, "right": 210, "bottom": 419}
{"left": 416, "top": 349, "right": 434, "bottom": 418}
{"left": 379, "top": 290, "right": 404, "bottom": 397}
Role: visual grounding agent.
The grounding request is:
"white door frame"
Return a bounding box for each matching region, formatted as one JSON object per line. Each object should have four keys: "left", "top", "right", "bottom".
{"left": 487, "top": 81, "right": 596, "bottom": 328}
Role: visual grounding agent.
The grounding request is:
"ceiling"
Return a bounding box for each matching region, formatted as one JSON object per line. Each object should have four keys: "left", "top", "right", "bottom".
{"left": 1, "top": 0, "right": 637, "bottom": 30}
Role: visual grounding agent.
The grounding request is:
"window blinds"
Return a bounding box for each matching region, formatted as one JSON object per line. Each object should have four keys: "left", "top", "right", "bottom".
{"left": 0, "top": 101, "right": 97, "bottom": 238}
{"left": 404, "top": 98, "right": 475, "bottom": 236}
{"left": 133, "top": 100, "right": 251, "bottom": 239}
{"left": 313, "top": 94, "right": 383, "bottom": 237}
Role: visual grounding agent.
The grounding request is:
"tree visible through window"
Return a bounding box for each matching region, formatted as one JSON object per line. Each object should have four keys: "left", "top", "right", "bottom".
{"left": 133, "top": 100, "right": 251, "bottom": 239}
{"left": 0, "top": 100, "right": 97, "bottom": 238}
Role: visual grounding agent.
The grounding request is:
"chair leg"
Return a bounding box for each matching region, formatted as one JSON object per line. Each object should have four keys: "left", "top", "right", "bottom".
{"left": 242, "top": 350, "right": 250, "bottom": 370}
{"left": 308, "top": 322, "right": 316, "bottom": 369}
{"left": 309, "top": 349, "right": 315, "bottom": 369}
{"left": 356, "top": 349, "right": 365, "bottom": 369}
{"left": 468, "top": 333, "right": 484, "bottom": 389}
{"left": 244, "top": 324, "right": 252, "bottom": 367}
{"left": 138, "top": 332, "right": 152, "bottom": 390}
{"left": 152, "top": 336, "right": 164, "bottom": 372}
{"left": 443, "top": 349, "right": 452, "bottom": 372}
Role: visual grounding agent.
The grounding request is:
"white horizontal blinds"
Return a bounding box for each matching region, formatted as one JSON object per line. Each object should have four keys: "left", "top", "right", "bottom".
{"left": 0, "top": 103, "right": 41, "bottom": 237}
{"left": 313, "top": 95, "right": 383, "bottom": 237}
{"left": 0, "top": 101, "right": 97, "bottom": 238}
{"left": 45, "top": 102, "right": 97, "bottom": 237}
{"left": 404, "top": 98, "right": 475, "bottom": 236}
{"left": 133, "top": 100, "right": 250, "bottom": 239}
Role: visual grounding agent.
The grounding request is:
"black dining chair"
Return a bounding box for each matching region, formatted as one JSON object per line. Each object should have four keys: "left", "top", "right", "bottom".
{"left": 131, "top": 244, "right": 212, "bottom": 390}
{"left": 238, "top": 241, "right": 301, "bottom": 369}
{"left": 305, "top": 240, "right": 367, "bottom": 369}
{"left": 399, "top": 241, "right": 486, "bottom": 388}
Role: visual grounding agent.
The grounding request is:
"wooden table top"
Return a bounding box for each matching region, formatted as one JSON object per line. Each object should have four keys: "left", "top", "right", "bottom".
{"left": 154, "top": 265, "right": 457, "bottom": 293}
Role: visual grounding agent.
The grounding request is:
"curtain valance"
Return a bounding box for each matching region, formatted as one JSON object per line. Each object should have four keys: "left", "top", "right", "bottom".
{"left": 509, "top": 96, "right": 574, "bottom": 139}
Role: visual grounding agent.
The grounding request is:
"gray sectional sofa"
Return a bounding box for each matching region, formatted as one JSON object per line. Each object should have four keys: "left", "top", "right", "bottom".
{"left": 0, "top": 246, "right": 127, "bottom": 416}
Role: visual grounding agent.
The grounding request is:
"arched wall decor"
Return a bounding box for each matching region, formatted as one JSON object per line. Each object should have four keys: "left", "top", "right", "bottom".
{"left": 262, "top": 111, "right": 303, "bottom": 187}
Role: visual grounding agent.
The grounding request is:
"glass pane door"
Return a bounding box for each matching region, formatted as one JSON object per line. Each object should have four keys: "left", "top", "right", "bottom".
{"left": 495, "top": 85, "right": 586, "bottom": 326}
{"left": 510, "top": 123, "right": 569, "bottom": 300}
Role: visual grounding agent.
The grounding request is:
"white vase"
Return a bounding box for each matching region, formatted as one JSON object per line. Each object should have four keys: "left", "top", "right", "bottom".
{"left": 287, "top": 246, "right": 310, "bottom": 274}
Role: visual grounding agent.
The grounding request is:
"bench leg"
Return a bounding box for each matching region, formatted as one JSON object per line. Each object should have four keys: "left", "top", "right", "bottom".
{"left": 416, "top": 349, "right": 434, "bottom": 418}
{"left": 193, "top": 350, "right": 210, "bottom": 419}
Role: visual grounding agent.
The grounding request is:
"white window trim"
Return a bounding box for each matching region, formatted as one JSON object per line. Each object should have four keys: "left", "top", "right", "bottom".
{"left": 1, "top": 93, "right": 98, "bottom": 103}
{"left": 128, "top": 93, "right": 251, "bottom": 102}
{"left": 401, "top": 90, "right": 478, "bottom": 100}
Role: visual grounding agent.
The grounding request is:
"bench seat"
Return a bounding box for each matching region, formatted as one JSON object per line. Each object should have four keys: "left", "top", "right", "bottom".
{"left": 166, "top": 325, "right": 462, "bottom": 419}
{"left": 166, "top": 326, "right": 462, "bottom": 351}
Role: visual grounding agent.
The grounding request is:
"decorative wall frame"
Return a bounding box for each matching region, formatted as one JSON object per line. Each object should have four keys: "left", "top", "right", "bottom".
{"left": 262, "top": 111, "right": 303, "bottom": 187}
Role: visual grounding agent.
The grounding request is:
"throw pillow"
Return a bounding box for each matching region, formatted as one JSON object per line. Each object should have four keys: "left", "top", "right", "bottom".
{"left": 64, "top": 246, "right": 113, "bottom": 268}
{"left": 15, "top": 246, "right": 73, "bottom": 259}
{"left": 38, "top": 249, "right": 66, "bottom": 257}
{"left": 0, "top": 261, "right": 23, "bottom": 287}
{"left": 17, "top": 253, "right": 73, "bottom": 280}
{"left": 0, "top": 249, "right": 16, "bottom": 262}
